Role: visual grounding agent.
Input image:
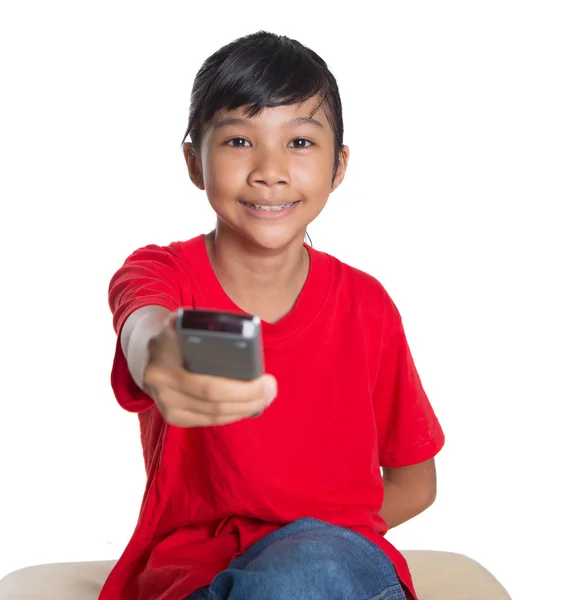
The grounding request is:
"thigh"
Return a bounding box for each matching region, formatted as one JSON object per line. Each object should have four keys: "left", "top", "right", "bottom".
{"left": 207, "top": 518, "right": 406, "bottom": 600}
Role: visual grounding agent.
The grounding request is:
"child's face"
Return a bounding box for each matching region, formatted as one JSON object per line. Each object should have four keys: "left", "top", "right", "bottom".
{"left": 183, "top": 95, "right": 349, "bottom": 251}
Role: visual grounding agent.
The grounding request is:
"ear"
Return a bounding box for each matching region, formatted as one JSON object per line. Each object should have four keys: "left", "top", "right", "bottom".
{"left": 182, "top": 143, "right": 205, "bottom": 190}
{"left": 331, "top": 145, "right": 350, "bottom": 192}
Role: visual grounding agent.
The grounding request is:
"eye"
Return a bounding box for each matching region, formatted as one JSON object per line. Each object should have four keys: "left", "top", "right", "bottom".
{"left": 226, "top": 137, "right": 251, "bottom": 148}
{"left": 288, "top": 138, "right": 313, "bottom": 149}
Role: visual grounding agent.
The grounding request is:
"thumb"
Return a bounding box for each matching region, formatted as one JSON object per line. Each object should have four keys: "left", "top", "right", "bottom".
{"left": 261, "top": 375, "right": 278, "bottom": 404}
{"left": 162, "top": 312, "right": 181, "bottom": 343}
{"left": 165, "top": 312, "right": 179, "bottom": 330}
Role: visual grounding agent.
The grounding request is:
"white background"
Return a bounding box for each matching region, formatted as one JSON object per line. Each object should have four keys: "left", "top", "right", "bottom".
{"left": 0, "top": 2, "right": 583, "bottom": 599}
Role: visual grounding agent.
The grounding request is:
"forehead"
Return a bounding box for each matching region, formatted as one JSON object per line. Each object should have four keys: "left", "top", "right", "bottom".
{"left": 210, "top": 95, "right": 330, "bottom": 130}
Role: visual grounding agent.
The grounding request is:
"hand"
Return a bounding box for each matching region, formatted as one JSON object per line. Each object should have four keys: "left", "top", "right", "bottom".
{"left": 142, "top": 312, "right": 277, "bottom": 427}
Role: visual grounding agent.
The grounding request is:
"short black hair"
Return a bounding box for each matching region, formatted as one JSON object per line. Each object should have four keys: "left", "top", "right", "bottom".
{"left": 182, "top": 31, "right": 344, "bottom": 180}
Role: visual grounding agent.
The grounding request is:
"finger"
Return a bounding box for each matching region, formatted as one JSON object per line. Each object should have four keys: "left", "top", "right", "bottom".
{"left": 180, "top": 372, "right": 278, "bottom": 405}
{"left": 168, "top": 407, "right": 261, "bottom": 428}
{"left": 189, "top": 395, "right": 269, "bottom": 420}
{"left": 157, "top": 388, "right": 268, "bottom": 426}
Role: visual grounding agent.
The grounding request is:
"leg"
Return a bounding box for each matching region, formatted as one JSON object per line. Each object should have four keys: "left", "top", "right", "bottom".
{"left": 206, "top": 518, "right": 406, "bottom": 600}
{"left": 186, "top": 586, "right": 210, "bottom": 600}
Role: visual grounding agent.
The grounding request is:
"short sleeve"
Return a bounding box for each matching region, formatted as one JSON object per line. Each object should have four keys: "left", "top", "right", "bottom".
{"left": 108, "top": 245, "right": 184, "bottom": 413}
{"left": 373, "top": 294, "right": 445, "bottom": 468}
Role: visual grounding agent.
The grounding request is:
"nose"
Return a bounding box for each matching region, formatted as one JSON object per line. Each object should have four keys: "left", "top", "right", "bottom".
{"left": 248, "top": 147, "right": 290, "bottom": 187}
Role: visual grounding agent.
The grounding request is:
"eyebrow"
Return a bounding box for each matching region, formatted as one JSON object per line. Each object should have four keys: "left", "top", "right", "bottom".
{"left": 213, "top": 116, "right": 325, "bottom": 130}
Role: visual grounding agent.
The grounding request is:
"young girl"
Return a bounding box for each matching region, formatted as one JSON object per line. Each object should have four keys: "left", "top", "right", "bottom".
{"left": 101, "top": 30, "right": 444, "bottom": 600}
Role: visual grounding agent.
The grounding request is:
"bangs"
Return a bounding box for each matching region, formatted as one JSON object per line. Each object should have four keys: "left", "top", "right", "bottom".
{"left": 201, "top": 42, "right": 333, "bottom": 124}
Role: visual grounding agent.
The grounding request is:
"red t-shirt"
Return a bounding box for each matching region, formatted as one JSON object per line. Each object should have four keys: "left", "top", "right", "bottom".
{"left": 99, "top": 234, "right": 445, "bottom": 600}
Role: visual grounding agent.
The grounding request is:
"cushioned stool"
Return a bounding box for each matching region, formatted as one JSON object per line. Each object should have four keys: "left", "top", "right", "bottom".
{"left": 0, "top": 551, "right": 511, "bottom": 600}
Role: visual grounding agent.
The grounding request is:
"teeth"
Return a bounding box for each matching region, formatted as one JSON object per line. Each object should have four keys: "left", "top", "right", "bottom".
{"left": 244, "top": 201, "right": 297, "bottom": 211}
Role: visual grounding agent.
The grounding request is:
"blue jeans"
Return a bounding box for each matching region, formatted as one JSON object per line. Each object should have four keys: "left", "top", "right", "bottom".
{"left": 186, "top": 517, "right": 406, "bottom": 600}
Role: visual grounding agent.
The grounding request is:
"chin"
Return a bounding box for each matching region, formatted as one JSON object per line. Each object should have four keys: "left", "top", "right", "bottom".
{"left": 239, "top": 223, "right": 306, "bottom": 253}
{"left": 213, "top": 207, "right": 311, "bottom": 253}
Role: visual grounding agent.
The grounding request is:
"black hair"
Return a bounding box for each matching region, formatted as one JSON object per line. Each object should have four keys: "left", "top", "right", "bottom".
{"left": 181, "top": 31, "right": 344, "bottom": 182}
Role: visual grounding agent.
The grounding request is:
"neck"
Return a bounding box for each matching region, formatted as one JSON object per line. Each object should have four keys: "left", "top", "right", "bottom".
{"left": 205, "top": 224, "right": 310, "bottom": 323}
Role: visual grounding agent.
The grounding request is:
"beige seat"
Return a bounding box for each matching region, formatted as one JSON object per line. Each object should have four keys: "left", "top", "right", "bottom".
{"left": 0, "top": 551, "right": 511, "bottom": 599}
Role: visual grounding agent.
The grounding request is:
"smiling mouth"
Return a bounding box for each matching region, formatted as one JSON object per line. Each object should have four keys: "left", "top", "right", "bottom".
{"left": 239, "top": 200, "right": 300, "bottom": 212}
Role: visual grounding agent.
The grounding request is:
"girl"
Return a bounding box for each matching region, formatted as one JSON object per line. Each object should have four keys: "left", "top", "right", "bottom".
{"left": 102, "top": 30, "right": 444, "bottom": 600}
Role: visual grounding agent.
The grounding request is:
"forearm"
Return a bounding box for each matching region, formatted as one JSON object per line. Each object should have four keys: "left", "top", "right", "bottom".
{"left": 379, "top": 476, "right": 435, "bottom": 530}
{"left": 122, "top": 305, "right": 172, "bottom": 390}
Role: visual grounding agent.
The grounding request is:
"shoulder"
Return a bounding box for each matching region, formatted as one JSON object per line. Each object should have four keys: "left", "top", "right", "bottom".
{"left": 315, "top": 247, "right": 403, "bottom": 332}
{"left": 108, "top": 235, "right": 205, "bottom": 301}
{"left": 116, "top": 235, "right": 203, "bottom": 274}
{"left": 122, "top": 235, "right": 201, "bottom": 262}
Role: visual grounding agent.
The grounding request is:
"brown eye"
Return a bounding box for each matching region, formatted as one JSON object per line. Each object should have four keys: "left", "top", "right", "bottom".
{"left": 227, "top": 138, "right": 251, "bottom": 147}
{"left": 288, "top": 138, "right": 313, "bottom": 149}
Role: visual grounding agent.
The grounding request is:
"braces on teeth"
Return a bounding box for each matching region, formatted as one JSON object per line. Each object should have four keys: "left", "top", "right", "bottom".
{"left": 243, "top": 201, "right": 297, "bottom": 211}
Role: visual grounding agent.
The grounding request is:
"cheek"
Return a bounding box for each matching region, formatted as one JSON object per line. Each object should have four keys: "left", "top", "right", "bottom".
{"left": 204, "top": 153, "right": 244, "bottom": 194}
{"left": 293, "top": 158, "right": 333, "bottom": 193}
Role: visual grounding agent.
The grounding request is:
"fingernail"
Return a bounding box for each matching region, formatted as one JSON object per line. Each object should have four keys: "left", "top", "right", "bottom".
{"left": 264, "top": 377, "right": 277, "bottom": 404}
